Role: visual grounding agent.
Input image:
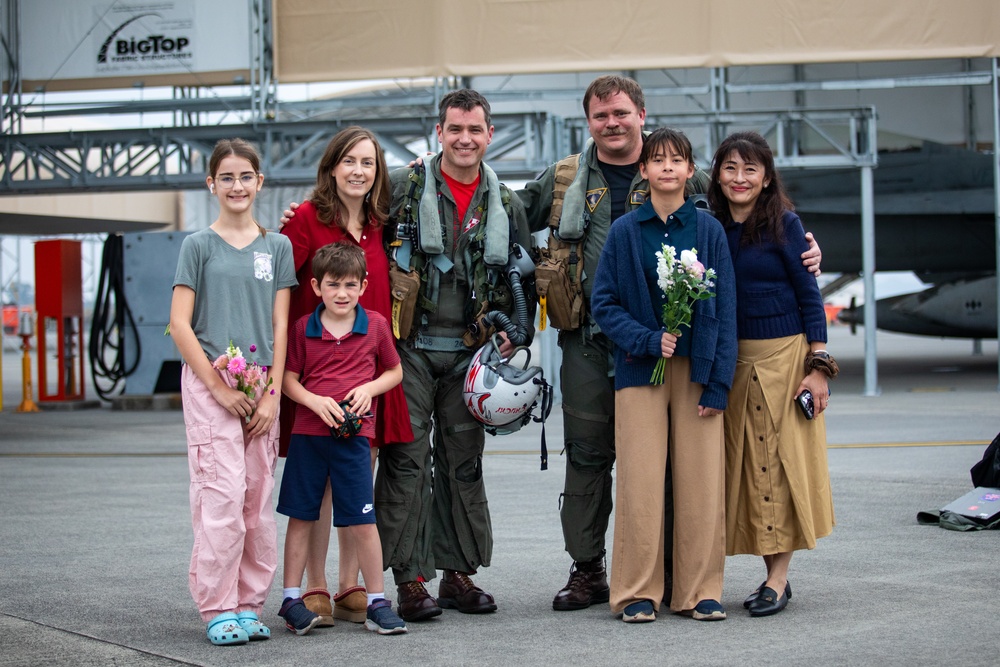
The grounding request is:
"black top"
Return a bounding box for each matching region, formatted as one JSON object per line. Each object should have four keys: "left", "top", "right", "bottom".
{"left": 598, "top": 160, "right": 640, "bottom": 223}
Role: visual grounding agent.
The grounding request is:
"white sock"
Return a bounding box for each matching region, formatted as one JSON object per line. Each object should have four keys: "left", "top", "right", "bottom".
{"left": 367, "top": 592, "right": 385, "bottom": 606}
{"left": 284, "top": 587, "right": 301, "bottom": 601}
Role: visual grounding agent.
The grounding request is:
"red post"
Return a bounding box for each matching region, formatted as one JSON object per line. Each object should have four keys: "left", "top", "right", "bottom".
{"left": 34, "top": 240, "right": 85, "bottom": 403}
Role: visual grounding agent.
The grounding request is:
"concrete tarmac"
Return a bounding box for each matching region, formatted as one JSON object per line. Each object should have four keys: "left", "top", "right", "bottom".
{"left": 2, "top": 326, "right": 1000, "bottom": 666}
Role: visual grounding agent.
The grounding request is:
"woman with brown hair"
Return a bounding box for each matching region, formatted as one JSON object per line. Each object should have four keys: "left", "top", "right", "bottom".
{"left": 280, "top": 126, "right": 412, "bottom": 626}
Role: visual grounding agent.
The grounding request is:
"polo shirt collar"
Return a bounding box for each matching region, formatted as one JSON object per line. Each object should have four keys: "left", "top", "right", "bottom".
{"left": 305, "top": 302, "right": 369, "bottom": 338}
{"left": 636, "top": 197, "right": 697, "bottom": 226}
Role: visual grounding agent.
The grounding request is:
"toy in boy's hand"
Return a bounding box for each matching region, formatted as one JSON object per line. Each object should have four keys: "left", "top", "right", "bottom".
{"left": 330, "top": 401, "right": 370, "bottom": 438}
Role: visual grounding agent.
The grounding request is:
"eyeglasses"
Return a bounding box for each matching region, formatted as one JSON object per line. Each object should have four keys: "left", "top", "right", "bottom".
{"left": 215, "top": 174, "right": 258, "bottom": 188}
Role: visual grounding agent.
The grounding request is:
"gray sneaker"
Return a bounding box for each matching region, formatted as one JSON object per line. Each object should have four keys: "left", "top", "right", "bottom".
{"left": 365, "top": 599, "right": 408, "bottom": 635}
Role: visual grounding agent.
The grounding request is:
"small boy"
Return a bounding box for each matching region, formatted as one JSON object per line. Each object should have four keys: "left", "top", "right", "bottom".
{"left": 277, "top": 241, "right": 407, "bottom": 635}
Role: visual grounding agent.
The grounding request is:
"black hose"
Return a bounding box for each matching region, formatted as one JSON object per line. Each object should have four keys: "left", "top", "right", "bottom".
{"left": 481, "top": 271, "right": 531, "bottom": 346}
{"left": 88, "top": 234, "right": 140, "bottom": 400}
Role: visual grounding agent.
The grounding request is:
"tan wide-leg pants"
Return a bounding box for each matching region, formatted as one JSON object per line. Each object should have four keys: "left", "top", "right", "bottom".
{"left": 609, "top": 357, "right": 726, "bottom": 614}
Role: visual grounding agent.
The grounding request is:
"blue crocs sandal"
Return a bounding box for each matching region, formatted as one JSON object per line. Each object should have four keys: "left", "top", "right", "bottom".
{"left": 236, "top": 611, "right": 271, "bottom": 641}
{"left": 206, "top": 612, "right": 249, "bottom": 646}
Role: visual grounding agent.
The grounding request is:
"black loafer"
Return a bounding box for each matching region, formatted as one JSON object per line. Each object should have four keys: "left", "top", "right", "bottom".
{"left": 743, "top": 581, "right": 766, "bottom": 609}
{"left": 748, "top": 586, "right": 788, "bottom": 617}
{"left": 743, "top": 580, "right": 792, "bottom": 608}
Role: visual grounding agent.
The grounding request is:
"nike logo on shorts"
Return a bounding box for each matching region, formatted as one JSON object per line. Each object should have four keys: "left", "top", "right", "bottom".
{"left": 362, "top": 504, "right": 374, "bottom": 514}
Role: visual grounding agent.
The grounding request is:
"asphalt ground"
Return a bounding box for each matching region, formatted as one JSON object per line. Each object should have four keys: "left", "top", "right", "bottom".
{"left": 2, "top": 325, "right": 1000, "bottom": 666}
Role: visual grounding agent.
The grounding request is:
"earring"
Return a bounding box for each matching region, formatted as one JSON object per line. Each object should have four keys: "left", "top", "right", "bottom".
{"left": 209, "top": 184, "right": 215, "bottom": 193}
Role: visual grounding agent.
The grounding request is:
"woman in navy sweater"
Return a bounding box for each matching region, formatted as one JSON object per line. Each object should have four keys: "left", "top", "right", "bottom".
{"left": 708, "top": 131, "right": 836, "bottom": 618}
{"left": 591, "top": 128, "right": 737, "bottom": 624}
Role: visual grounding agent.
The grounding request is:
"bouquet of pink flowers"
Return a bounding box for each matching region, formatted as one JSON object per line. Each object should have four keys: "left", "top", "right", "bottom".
{"left": 650, "top": 245, "right": 717, "bottom": 384}
{"left": 213, "top": 341, "right": 274, "bottom": 401}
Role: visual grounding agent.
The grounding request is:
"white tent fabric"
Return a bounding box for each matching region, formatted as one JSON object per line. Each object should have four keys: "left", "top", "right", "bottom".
{"left": 275, "top": 0, "right": 1000, "bottom": 82}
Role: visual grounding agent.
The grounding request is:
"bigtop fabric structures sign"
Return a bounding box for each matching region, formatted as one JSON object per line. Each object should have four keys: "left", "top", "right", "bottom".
{"left": 18, "top": 0, "right": 251, "bottom": 91}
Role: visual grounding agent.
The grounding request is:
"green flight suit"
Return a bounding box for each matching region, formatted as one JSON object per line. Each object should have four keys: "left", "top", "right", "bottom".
{"left": 375, "top": 154, "right": 533, "bottom": 583}
{"left": 518, "top": 141, "right": 709, "bottom": 565}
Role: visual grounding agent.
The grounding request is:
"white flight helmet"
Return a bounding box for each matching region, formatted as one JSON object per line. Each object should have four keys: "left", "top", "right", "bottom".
{"left": 464, "top": 335, "right": 545, "bottom": 429}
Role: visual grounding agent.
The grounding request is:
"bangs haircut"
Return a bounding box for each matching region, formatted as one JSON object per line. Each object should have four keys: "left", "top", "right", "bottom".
{"left": 209, "top": 138, "right": 261, "bottom": 177}
{"left": 707, "top": 131, "right": 794, "bottom": 245}
{"left": 208, "top": 138, "right": 266, "bottom": 236}
{"left": 639, "top": 127, "right": 693, "bottom": 165}
{"left": 312, "top": 241, "right": 367, "bottom": 284}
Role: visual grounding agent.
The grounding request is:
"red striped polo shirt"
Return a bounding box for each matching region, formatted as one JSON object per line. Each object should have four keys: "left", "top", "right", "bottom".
{"left": 286, "top": 303, "right": 400, "bottom": 438}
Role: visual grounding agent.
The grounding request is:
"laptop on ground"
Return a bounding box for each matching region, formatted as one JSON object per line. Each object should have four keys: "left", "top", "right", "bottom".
{"left": 940, "top": 487, "right": 1000, "bottom": 521}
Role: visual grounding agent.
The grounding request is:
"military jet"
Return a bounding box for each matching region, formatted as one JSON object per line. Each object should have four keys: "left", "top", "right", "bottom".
{"left": 781, "top": 141, "right": 997, "bottom": 339}
{"left": 836, "top": 274, "right": 996, "bottom": 338}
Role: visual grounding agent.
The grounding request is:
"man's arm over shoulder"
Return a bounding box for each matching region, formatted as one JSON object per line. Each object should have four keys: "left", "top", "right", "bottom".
{"left": 387, "top": 166, "right": 414, "bottom": 220}
{"left": 516, "top": 163, "right": 558, "bottom": 235}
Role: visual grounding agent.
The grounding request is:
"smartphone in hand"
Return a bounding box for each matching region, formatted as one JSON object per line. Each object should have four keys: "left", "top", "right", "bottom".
{"left": 795, "top": 390, "right": 814, "bottom": 420}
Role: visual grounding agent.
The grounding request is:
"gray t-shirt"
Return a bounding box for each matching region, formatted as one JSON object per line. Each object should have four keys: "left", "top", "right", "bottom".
{"left": 173, "top": 228, "right": 297, "bottom": 365}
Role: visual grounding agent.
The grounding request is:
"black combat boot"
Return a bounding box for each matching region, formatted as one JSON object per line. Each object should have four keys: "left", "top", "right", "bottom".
{"left": 552, "top": 557, "right": 610, "bottom": 611}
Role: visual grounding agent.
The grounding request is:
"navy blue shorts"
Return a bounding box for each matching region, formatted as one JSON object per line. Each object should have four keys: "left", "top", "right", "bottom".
{"left": 277, "top": 434, "right": 375, "bottom": 526}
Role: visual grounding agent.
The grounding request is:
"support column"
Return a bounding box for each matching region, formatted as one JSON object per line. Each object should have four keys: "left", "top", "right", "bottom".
{"left": 861, "top": 164, "right": 879, "bottom": 396}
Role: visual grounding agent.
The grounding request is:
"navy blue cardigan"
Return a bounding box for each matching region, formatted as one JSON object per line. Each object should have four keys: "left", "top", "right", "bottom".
{"left": 725, "top": 210, "right": 827, "bottom": 343}
{"left": 591, "top": 205, "right": 737, "bottom": 410}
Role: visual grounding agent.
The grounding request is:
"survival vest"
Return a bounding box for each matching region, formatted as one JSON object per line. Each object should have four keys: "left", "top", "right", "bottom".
{"left": 535, "top": 153, "right": 587, "bottom": 331}
{"left": 387, "top": 164, "right": 520, "bottom": 347}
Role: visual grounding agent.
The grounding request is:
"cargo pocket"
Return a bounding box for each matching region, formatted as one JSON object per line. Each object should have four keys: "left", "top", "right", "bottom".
{"left": 186, "top": 424, "right": 217, "bottom": 484}
{"left": 454, "top": 477, "right": 493, "bottom": 567}
{"left": 375, "top": 465, "right": 421, "bottom": 567}
{"left": 535, "top": 255, "right": 584, "bottom": 331}
{"left": 389, "top": 264, "right": 421, "bottom": 339}
{"left": 267, "top": 419, "right": 280, "bottom": 475}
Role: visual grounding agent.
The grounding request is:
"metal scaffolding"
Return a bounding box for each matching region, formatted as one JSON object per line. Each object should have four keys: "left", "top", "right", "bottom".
{"left": 2, "top": 0, "right": 998, "bottom": 394}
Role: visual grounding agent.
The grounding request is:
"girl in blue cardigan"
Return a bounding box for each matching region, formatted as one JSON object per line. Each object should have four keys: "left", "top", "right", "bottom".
{"left": 591, "top": 128, "right": 737, "bottom": 624}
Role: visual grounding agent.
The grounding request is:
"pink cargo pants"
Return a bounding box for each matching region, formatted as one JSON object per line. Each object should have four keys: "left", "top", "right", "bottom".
{"left": 182, "top": 365, "right": 279, "bottom": 622}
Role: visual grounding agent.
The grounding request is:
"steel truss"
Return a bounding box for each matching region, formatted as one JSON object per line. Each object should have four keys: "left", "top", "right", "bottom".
{"left": 0, "top": 103, "right": 877, "bottom": 195}
{"left": 0, "top": 112, "right": 555, "bottom": 194}
{"left": 2, "top": 0, "right": 996, "bottom": 396}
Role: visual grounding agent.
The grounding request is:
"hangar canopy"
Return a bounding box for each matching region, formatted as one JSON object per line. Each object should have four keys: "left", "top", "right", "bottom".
{"left": 14, "top": 0, "right": 999, "bottom": 91}
{"left": 275, "top": 0, "right": 1000, "bottom": 82}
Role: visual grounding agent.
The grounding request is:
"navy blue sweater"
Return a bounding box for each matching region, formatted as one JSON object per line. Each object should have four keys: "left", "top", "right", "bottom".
{"left": 591, "top": 201, "right": 737, "bottom": 410}
{"left": 725, "top": 210, "right": 827, "bottom": 343}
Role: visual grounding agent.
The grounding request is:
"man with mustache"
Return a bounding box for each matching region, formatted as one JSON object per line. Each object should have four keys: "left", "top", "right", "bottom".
{"left": 282, "top": 77, "right": 820, "bottom": 614}
{"left": 517, "top": 75, "right": 821, "bottom": 613}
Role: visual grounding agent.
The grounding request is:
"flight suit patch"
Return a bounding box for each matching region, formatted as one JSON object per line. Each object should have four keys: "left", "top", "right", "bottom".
{"left": 585, "top": 188, "right": 607, "bottom": 213}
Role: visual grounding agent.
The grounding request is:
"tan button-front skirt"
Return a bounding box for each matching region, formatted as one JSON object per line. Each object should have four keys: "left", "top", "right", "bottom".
{"left": 724, "top": 334, "right": 835, "bottom": 556}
